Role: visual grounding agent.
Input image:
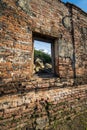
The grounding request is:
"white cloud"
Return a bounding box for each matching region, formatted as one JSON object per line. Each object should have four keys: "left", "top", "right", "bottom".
{"left": 34, "top": 40, "right": 51, "bottom": 55}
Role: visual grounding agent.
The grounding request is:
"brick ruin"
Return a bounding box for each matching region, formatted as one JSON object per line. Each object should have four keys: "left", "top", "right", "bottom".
{"left": 0, "top": 0, "right": 87, "bottom": 129}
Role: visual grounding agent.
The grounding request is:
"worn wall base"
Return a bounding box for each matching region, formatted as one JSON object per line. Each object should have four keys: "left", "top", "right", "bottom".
{"left": 0, "top": 84, "right": 87, "bottom": 130}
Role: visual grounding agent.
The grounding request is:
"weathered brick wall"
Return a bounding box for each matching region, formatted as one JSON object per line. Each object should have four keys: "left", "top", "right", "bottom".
{"left": 0, "top": 76, "right": 74, "bottom": 96}
{"left": 0, "top": 1, "right": 87, "bottom": 130}
{"left": 0, "top": 0, "right": 87, "bottom": 84}
{"left": 0, "top": 84, "right": 87, "bottom": 130}
{"left": 72, "top": 6, "right": 87, "bottom": 83}
{"left": 0, "top": 0, "right": 33, "bottom": 84}
{"left": 0, "top": 0, "right": 74, "bottom": 84}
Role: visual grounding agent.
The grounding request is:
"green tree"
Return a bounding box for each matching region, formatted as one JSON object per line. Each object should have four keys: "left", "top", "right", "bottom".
{"left": 34, "top": 49, "right": 51, "bottom": 64}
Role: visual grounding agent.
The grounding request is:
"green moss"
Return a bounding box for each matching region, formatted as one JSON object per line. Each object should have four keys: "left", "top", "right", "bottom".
{"left": 0, "top": 116, "right": 4, "bottom": 120}
{"left": 53, "top": 120, "right": 59, "bottom": 129}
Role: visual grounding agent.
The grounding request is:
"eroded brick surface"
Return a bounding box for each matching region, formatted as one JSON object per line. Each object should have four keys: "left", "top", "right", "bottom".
{"left": 0, "top": 85, "right": 87, "bottom": 130}
{"left": 0, "top": 0, "right": 87, "bottom": 83}
{"left": 0, "top": 0, "right": 87, "bottom": 129}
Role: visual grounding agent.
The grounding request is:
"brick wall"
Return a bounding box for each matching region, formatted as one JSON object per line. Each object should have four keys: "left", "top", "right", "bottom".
{"left": 0, "top": 0, "right": 71, "bottom": 84}
{"left": 0, "top": 84, "right": 87, "bottom": 130}
{"left": 0, "top": 0, "right": 87, "bottom": 85}
{"left": 0, "top": 1, "right": 87, "bottom": 129}
{"left": 72, "top": 6, "right": 87, "bottom": 81}
{"left": 0, "top": 0, "right": 33, "bottom": 84}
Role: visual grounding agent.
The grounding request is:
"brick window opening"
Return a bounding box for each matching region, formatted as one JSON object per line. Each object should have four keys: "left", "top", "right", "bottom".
{"left": 33, "top": 33, "right": 56, "bottom": 77}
